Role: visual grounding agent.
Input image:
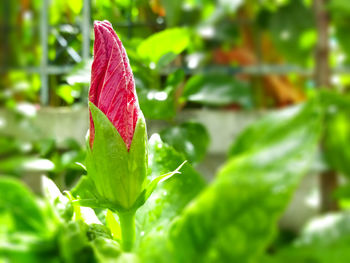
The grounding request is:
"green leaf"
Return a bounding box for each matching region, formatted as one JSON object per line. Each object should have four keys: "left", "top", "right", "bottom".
{"left": 87, "top": 102, "right": 148, "bottom": 211}
{"left": 228, "top": 104, "right": 312, "bottom": 156}
{"left": 137, "top": 28, "right": 190, "bottom": 65}
{"left": 137, "top": 69, "right": 185, "bottom": 120}
{"left": 166, "top": 101, "right": 321, "bottom": 263}
{"left": 181, "top": 73, "right": 252, "bottom": 108}
{"left": 264, "top": 212, "right": 350, "bottom": 263}
{"left": 137, "top": 87, "right": 176, "bottom": 120}
{"left": 267, "top": 0, "right": 315, "bottom": 65}
{"left": 324, "top": 112, "right": 350, "bottom": 177}
{"left": 56, "top": 85, "right": 75, "bottom": 104}
{"left": 136, "top": 135, "right": 206, "bottom": 260}
{"left": 0, "top": 177, "right": 46, "bottom": 233}
{"left": 160, "top": 122, "right": 210, "bottom": 164}
{"left": 161, "top": 0, "right": 183, "bottom": 26}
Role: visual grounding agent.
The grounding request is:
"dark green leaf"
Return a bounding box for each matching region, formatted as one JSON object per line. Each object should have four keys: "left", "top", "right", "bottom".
{"left": 160, "top": 122, "right": 210, "bottom": 164}
{"left": 267, "top": 0, "right": 315, "bottom": 65}
{"left": 137, "top": 86, "right": 176, "bottom": 120}
{"left": 181, "top": 74, "right": 252, "bottom": 108}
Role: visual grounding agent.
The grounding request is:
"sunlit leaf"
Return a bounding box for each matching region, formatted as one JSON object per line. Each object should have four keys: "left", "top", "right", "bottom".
{"left": 137, "top": 28, "right": 190, "bottom": 65}
{"left": 167, "top": 101, "right": 322, "bottom": 262}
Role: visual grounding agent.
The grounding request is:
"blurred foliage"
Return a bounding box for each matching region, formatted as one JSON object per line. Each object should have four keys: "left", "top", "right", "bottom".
{"left": 5, "top": 0, "right": 350, "bottom": 108}
{"left": 264, "top": 212, "right": 350, "bottom": 263}
{"left": 181, "top": 73, "right": 252, "bottom": 108}
{"left": 0, "top": 135, "right": 86, "bottom": 188}
{"left": 4, "top": 0, "right": 350, "bottom": 262}
{"left": 3, "top": 89, "right": 350, "bottom": 261}
{"left": 0, "top": 92, "right": 331, "bottom": 262}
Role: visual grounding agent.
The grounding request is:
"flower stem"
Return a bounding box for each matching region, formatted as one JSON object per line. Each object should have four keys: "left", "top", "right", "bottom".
{"left": 118, "top": 210, "right": 136, "bottom": 251}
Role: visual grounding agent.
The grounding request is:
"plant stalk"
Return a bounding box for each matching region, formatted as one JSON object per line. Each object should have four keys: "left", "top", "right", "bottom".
{"left": 119, "top": 210, "right": 136, "bottom": 251}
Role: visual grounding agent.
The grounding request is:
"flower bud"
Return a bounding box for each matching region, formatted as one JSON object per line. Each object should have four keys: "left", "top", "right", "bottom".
{"left": 86, "top": 21, "right": 147, "bottom": 211}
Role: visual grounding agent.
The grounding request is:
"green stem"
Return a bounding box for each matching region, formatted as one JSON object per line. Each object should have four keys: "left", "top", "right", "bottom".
{"left": 118, "top": 210, "right": 136, "bottom": 251}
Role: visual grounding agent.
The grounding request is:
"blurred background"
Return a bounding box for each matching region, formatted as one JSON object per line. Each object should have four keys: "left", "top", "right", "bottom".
{"left": 2, "top": 0, "right": 350, "bottom": 262}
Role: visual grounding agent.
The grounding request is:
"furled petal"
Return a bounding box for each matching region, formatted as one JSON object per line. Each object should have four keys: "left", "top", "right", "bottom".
{"left": 89, "top": 20, "right": 140, "bottom": 149}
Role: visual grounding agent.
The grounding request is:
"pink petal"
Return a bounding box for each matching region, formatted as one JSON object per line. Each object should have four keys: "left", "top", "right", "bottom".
{"left": 89, "top": 20, "right": 140, "bottom": 149}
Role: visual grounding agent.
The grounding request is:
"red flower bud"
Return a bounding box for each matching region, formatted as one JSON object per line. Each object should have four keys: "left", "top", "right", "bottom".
{"left": 89, "top": 20, "right": 140, "bottom": 150}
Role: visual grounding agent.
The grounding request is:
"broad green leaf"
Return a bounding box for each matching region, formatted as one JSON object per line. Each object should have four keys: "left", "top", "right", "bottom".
{"left": 136, "top": 135, "right": 206, "bottom": 259}
{"left": 228, "top": 104, "right": 308, "bottom": 156}
{"left": 181, "top": 73, "right": 252, "bottom": 108}
{"left": 0, "top": 177, "right": 46, "bottom": 233}
{"left": 166, "top": 101, "right": 321, "bottom": 263}
{"left": 137, "top": 28, "right": 190, "bottom": 65}
{"left": 160, "top": 122, "right": 210, "bottom": 164}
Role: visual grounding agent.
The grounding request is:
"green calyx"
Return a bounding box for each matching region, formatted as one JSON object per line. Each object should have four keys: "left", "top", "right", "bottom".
{"left": 86, "top": 102, "right": 148, "bottom": 212}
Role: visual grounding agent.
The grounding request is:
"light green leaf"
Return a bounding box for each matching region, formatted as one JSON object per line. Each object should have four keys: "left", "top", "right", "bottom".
{"left": 106, "top": 209, "right": 122, "bottom": 240}
{"left": 228, "top": 104, "right": 309, "bottom": 156}
{"left": 137, "top": 28, "right": 190, "bottom": 65}
{"left": 0, "top": 177, "right": 46, "bottom": 233}
{"left": 166, "top": 101, "right": 321, "bottom": 263}
{"left": 136, "top": 135, "right": 206, "bottom": 261}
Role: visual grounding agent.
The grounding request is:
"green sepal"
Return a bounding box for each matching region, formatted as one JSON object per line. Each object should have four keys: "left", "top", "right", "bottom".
{"left": 132, "top": 161, "right": 187, "bottom": 210}
{"left": 86, "top": 102, "right": 148, "bottom": 211}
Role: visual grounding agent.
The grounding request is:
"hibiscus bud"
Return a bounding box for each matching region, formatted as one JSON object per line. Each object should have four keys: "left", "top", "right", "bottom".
{"left": 86, "top": 21, "right": 148, "bottom": 212}
{"left": 89, "top": 20, "right": 140, "bottom": 150}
